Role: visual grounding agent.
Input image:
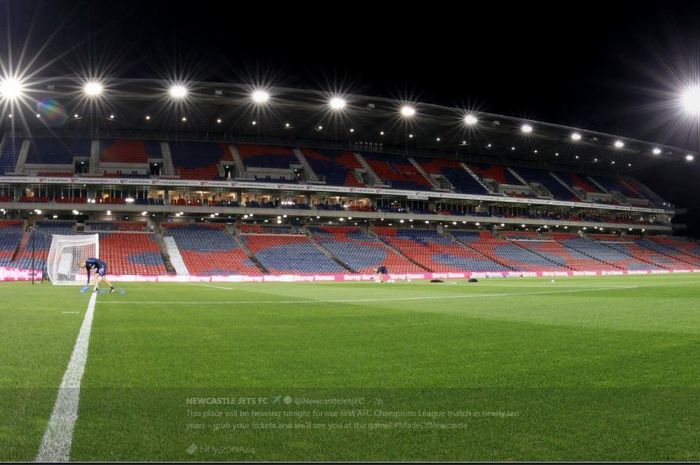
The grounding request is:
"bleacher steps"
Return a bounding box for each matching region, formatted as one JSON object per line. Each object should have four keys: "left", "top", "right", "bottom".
{"left": 228, "top": 144, "right": 246, "bottom": 178}
{"left": 507, "top": 167, "right": 530, "bottom": 186}
{"left": 459, "top": 163, "right": 493, "bottom": 193}
{"left": 549, "top": 172, "right": 583, "bottom": 200}
{"left": 232, "top": 229, "right": 269, "bottom": 274}
{"left": 293, "top": 149, "right": 319, "bottom": 182}
{"left": 13, "top": 231, "right": 31, "bottom": 262}
{"left": 162, "top": 236, "right": 189, "bottom": 275}
{"left": 153, "top": 233, "right": 177, "bottom": 274}
{"left": 367, "top": 227, "right": 432, "bottom": 272}
{"left": 408, "top": 157, "right": 439, "bottom": 189}
{"left": 11, "top": 139, "right": 31, "bottom": 174}
{"left": 587, "top": 176, "right": 608, "bottom": 194}
{"left": 352, "top": 152, "right": 387, "bottom": 187}
{"left": 89, "top": 140, "right": 100, "bottom": 175}
{"left": 303, "top": 227, "right": 354, "bottom": 272}
{"left": 444, "top": 231, "right": 515, "bottom": 270}
{"left": 160, "top": 142, "right": 176, "bottom": 176}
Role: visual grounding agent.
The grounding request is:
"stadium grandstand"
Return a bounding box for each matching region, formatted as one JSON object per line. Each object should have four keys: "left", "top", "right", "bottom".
{"left": 0, "top": 79, "right": 698, "bottom": 280}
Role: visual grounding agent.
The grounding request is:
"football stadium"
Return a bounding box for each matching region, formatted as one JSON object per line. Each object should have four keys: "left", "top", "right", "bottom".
{"left": 2, "top": 1, "right": 700, "bottom": 462}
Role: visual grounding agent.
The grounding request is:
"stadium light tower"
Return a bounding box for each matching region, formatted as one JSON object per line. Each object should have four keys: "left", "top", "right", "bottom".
{"left": 464, "top": 114, "right": 478, "bottom": 126}
{"left": 329, "top": 96, "right": 346, "bottom": 111}
{"left": 400, "top": 105, "right": 416, "bottom": 118}
{"left": 169, "top": 84, "right": 188, "bottom": 99}
{"left": 83, "top": 81, "right": 104, "bottom": 97}
{"left": 0, "top": 77, "right": 24, "bottom": 100}
{"left": 681, "top": 86, "right": 700, "bottom": 116}
{"left": 251, "top": 89, "right": 270, "bottom": 104}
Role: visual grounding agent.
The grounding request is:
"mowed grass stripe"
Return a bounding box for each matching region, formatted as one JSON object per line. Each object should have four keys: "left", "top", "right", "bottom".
{"left": 67, "top": 275, "right": 700, "bottom": 460}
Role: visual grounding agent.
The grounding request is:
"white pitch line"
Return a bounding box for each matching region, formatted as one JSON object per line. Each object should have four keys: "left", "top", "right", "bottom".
{"left": 99, "top": 286, "right": 638, "bottom": 306}
{"left": 187, "top": 282, "right": 235, "bottom": 291}
{"left": 36, "top": 292, "right": 97, "bottom": 462}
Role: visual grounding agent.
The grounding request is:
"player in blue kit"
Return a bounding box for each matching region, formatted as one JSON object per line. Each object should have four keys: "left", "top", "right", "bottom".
{"left": 80, "top": 257, "right": 115, "bottom": 294}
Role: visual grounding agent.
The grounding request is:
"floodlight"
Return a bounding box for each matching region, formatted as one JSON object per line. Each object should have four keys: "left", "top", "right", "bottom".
{"left": 400, "top": 105, "right": 416, "bottom": 117}
{"left": 329, "top": 96, "right": 346, "bottom": 111}
{"left": 686, "top": 154, "right": 695, "bottom": 162}
{"left": 0, "top": 77, "right": 23, "bottom": 100}
{"left": 614, "top": 140, "right": 624, "bottom": 148}
{"left": 464, "top": 114, "right": 478, "bottom": 125}
{"left": 169, "top": 85, "right": 188, "bottom": 99}
{"left": 571, "top": 132, "right": 582, "bottom": 141}
{"left": 83, "top": 81, "right": 103, "bottom": 97}
{"left": 521, "top": 123, "right": 533, "bottom": 133}
{"left": 652, "top": 148, "right": 661, "bottom": 155}
{"left": 681, "top": 86, "right": 700, "bottom": 115}
{"left": 251, "top": 89, "right": 270, "bottom": 104}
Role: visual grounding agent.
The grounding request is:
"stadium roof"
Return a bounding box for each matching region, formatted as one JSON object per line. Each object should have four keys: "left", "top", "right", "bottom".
{"left": 0, "top": 77, "right": 694, "bottom": 172}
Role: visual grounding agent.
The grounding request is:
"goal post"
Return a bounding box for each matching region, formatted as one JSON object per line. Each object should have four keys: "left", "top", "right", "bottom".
{"left": 46, "top": 234, "right": 99, "bottom": 285}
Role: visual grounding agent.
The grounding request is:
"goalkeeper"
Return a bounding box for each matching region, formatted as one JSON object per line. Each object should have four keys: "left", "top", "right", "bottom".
{"left": 80, "top": 257, "right": 115, "bottom": 294}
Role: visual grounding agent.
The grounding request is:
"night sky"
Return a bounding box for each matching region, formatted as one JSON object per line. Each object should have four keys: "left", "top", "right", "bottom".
{"left": 3, "top": 0, "right": 700, "bottom": 234}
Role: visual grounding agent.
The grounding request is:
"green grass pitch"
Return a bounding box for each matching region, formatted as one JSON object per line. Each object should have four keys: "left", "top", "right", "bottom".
{"left": 1, "top": 274, "right": 700, "bottom": 461}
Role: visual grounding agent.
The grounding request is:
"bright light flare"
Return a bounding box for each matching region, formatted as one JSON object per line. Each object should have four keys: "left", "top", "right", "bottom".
{"left": 251, "top": 89, "right": 270, "bottom": 104}
{"left": 571, "top": 132, "right": 582, "bottom": 141}
{"left": 652, "top": 148, "right": 661, "bottom": 155}
{"left": 400, "top": 105, "right": 416, "bottom": 117}
{"left": 169, "top": 85, "right": 188, "bottom": 99}
{"left": 464, "top": 114, "right": 478, "bottom": 125}
{"left": 329, "top": 96, "right": 346, "bottom": 111}
{"left": 686, "top": 154, "right": 695, "bottom": 162}
{"left": 0, "top": 77, "right": 24, "bottom": 100}
{"left": 83, "top": 81, "right": 104, "bottom": 97}
{"left": 681, "top": 86, "right": 700, "bottom": 116}
{"left": 521, "top": 123, "right": 533, "bottom": 133}
{"left": 614, "top": 140, "right": 624, "bottom": 148}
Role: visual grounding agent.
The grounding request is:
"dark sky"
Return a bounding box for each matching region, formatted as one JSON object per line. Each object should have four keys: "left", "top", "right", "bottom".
{"left": 3, "top": 0, "right": 700, "bottom": 234}
{"left": 4, "top": 0, "right": 700, "bottom": 146}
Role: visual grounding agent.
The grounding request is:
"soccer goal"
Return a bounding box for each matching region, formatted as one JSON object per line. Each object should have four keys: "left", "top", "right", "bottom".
{"left": 46, "top": 234, "right": 99, "bottom": 285}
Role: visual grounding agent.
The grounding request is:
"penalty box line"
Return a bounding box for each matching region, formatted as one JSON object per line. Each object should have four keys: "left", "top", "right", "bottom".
{"left": 99, "top": 286, "right": 639, "bottom": 306}
{"left": 36, "top": 291, "right": 97, "bottom": 462}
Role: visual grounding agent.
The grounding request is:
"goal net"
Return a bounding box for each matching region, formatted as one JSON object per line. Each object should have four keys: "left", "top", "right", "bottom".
{"left": 46, "top": 234, "right": 99, "bottom": 285}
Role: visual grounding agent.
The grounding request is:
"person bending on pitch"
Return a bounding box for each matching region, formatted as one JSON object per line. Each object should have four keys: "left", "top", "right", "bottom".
{"left": 80, "top": 257, "right": 115, "bottom": 294}
{"left": 375, "top": 265, "right": 388, "bottom": 283}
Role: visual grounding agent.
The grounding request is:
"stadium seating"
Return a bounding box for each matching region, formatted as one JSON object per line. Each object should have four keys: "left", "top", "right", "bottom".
{"left": 25, "top": 138, "right": 91, "bottom": 165}
{"left": 13, "top": 221, "right": 76, "bottom": 271}
{"left": 558, "top": 236, "right": 662, "bottom": 271}
{"left": 236, "top": 144, "right": 298, "bottom": 170}
{"left": 310, "top": 226, "right": 424, "bottom": 273}
{"left": 100, "top": 139, "right": 161, "bottom": 164}
{"left": 0, "top": 220, "right": 23, "bottom": 267}
{"left": 452, "top": 230, "right": 569, "bottom": 272}
{"left": 164, "top": 223, "right": 261, "bottom": 275}
{"left": 416, "top": 158, "right": 489, "bottom": 194}
{"left": 554, "top": 171, "right": 604, "bottom": 194}
{"left": 0, "top": 137, "right": 22, "bottom": 175}
{"left": 301, "top": 149, "right": 365, "bottom": 187}
{"left": 589, "top": 175, "right": 642, "bottom": 199}
{"left": 86, "top": 221, "right": 148, "bottom": 232}
{"left": 360, "top": 152, "right": 433, "bottom": 190}
{"left": 373, "top": 228, "right": 510, "bottom": 272}
{"left": 169, "top": 141, "right": 233, "bottom": 180}
{"left": 509, "top": 238, "right": 615, "bottom": 271}
{"left": 591, "top": 236, "right": 692, "bottom": 270}
{"left": 647, "top": 236, "right": 700, "bottom": 265}
{"left": 467, "top": 162, "right": 523, "bottom": 185}
{"left": 99, "top": 233, "right": 167, "bottom": 275}
{"left": 242, "top": 231, "right": 345, "bottom": 274}
{"left": 511, "top": 167, "right": 578, "bottom": 201}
